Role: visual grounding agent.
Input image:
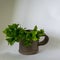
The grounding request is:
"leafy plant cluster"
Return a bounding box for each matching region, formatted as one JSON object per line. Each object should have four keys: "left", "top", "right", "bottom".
{"left": 3, "top": 24, "right": 45, "bottom": 46}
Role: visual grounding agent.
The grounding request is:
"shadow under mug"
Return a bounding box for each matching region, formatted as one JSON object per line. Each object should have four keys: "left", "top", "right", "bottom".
{"left": 19, "top": 34, "right": 49, "bottom": 55}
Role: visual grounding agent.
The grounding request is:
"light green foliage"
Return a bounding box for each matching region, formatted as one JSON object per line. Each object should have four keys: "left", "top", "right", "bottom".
{"left": 3, "top": 24, "right": 45, "bottom": 46}
{"left": 3, "top": 24, "right": 21, "bottom": 45}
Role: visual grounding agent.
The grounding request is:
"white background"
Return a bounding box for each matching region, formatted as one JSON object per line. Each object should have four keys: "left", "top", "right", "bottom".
{"left": 0, "top": 0, "right": 60, "bottom": 60}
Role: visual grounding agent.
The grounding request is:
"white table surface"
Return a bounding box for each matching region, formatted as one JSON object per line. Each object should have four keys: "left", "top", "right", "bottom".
{"left": 0, "top": 37, "right": 60, "bottom": 60}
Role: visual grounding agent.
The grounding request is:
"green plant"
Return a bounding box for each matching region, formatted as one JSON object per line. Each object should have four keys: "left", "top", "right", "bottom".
{"left": 3, "top": 23, "right": 45, "bottom": 46}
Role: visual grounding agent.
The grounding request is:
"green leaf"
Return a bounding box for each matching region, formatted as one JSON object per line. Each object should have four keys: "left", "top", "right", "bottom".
{"left": 6, "top": 37, "right": 15, "bottom": 45}
{"left": 33, "top": 25, "right": 37, "bottom": 31}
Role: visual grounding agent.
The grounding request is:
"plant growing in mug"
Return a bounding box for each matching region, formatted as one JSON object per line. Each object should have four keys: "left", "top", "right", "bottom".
{"left": 3, "top": 23, "right": 49, "bottom": 55}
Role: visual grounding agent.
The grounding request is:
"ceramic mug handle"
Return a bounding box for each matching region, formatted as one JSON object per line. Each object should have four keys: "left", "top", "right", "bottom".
{"left": 38, "top": 34, "right": 49, "bottom": 46}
